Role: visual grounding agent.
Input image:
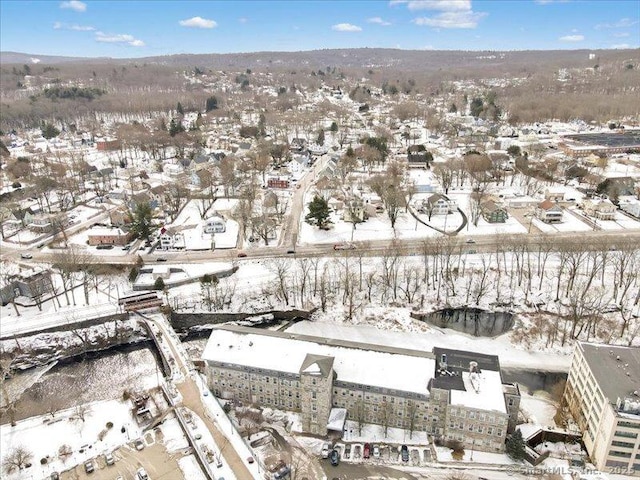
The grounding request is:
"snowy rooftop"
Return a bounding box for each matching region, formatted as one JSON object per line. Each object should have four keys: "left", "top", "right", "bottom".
{"left": 449, "top": 370, "right": 507, "bottom": 414}
{"left": 202, "top": 325, "right": 436, "bottom": 396}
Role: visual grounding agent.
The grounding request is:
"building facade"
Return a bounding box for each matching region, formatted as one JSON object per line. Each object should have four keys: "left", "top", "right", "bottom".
{"left": 563, "top": 342, "right": 640, "bottom": 476}
{"left": 203, "top": 325, "right": 517, "bottom": 452}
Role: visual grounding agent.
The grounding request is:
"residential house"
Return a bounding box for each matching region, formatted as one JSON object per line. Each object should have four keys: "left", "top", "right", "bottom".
{"left": 28, "top": 212, "right": 68, "bottom": 233}
{"left": 95, "top": 138, "right": 121, "bottom": 151}
{"left": 421, "top": 194, "right": 455, "bottom": 217}
{"left": 267, "top": 177, "right": 290, "bottom": 189}
{"left": 159, "top": 227, "right": 185, "bottom": 250}
{"left": 583, "top": 198, "right": 617, "bottom": 221}
{"left": 0, "top": 268, "right": 54, "bottom": 306}
{"left": 88, "top": 227, "right": 132, "bottom": 246}
{"left": 342, "top": 196, "right": 366, "bottom": 223}
{"left": 544, "top": 188, "right": 566, "bottom": 202}
{"left": 481, "top": 201, "right": 508, "bottom": 223}
{"left": 109, "top": 207, "right": 132, "bottom": 227}
{"left": 619, "top": 197, "right": 640, "bottom": 218}
{"left": 536, "top": 200, "right": 563, "bottom": 223}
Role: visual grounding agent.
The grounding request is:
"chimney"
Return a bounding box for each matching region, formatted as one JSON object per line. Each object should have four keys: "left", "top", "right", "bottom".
{"left": 439, "top": 354, "right": 448, "bottom": 371}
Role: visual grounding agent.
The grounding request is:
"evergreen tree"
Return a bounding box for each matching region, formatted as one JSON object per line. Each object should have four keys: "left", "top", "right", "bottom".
{"left": 305, "top": 196, "right": 332, "bottom": 229}
{"left": 330, "top": 121, "right": 338, "bottom": 133}
{"left": 153, "top": 277, "right": 165, "bottom": 291}
{"left": 130, "top": 202, "right": 153, "bottom": 241}
{"left": 507, "top": 145, "right": 521, "bottom": 158}
{"left": 41, "top": 122, "right": 60, "bottom": 140}
{"left": 317, "top": 129, "right": 325, "bottom": 146}
{"left": 505, "top": 429, "right": 526, "bottom": 460}
{"left": 169, "top": 118, "right": 185, "bottom": 137}
{"left": 205, "top": 96, "right": 218, "bottom": 112}
{"left": 176, "top": 102, "right": 184, "bottom": 115}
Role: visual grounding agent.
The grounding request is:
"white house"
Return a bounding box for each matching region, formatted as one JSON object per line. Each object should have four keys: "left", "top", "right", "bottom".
{"left": 421, "top": 194, "right": 455, "bottom": 216}
{"left": 618, "top": 197, "right": 640, "bottom": 218}
{"left": 159, "top": 227, "right": 185, "bottom": 250}
{"left": 536, "top": 200, "right": 563, "bottom": 223}
{"left": 582, "top": 198, "right": 617, "bottom": 221}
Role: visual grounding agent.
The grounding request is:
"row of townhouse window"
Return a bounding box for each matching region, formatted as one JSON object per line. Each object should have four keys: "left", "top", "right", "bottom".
{"left": 615, "top": 429, "right": 639, "bottom": 439}
{"left": 448, "top": 420, "right": 504, "bottom": 437}
{"left": 448, "top": 407, "right": 505, "bottom": 425}
{"left": 333, "top": 380, "right": 430, "bottom": 401}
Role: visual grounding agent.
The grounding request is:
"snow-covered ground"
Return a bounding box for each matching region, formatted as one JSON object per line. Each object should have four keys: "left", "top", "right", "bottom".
{"left": 286, "top": 319, "right": 573, "bottom": 372}
{"left": 0, "top": 399, "right": 144, "bottom": 479}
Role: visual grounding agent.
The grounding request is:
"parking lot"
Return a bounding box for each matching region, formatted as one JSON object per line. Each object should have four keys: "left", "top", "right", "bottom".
{"left": 58, "top": 435, "right": 189, "bottom": 480}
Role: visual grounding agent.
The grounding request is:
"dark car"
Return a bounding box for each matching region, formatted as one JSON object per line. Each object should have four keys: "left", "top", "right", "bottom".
{"left": 329, "top": 449, "right": 340, "bottom": 466}
{"left": 401, "top": 444, "right": 409, "bottom": 462}
{"left": 50, "top": 473, "right": 60, "bottom": 480}
{"left": 237, "top": 252, "right": 247, "bottom": 258}
{"left": 96, "top": 244, "right": 114, "bottom": 250}
{"left": 286, "top": 249, "right": 295, "bottom": 254}
{"left": 156, "top": 257, "right": 167, "bottom": 262}
{"left": 363, "top": 443, "right": 371, "bottom": 459}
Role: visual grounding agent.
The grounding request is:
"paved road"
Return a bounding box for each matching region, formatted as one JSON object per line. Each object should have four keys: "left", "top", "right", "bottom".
{"left": 4, "top": 227, "right": 639, "bottom": 267}
{"left": 279, "top": 153, "right": 332, "bottom": 248}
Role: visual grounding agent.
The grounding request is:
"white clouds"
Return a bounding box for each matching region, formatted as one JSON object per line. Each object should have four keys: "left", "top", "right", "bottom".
{"left": 595, "top": 18, "right": 639, "bottom": 29}
{"left": 53, "top": 21, "right": 95, "bottom": 31}
{"left": 390, "top": 0, "right": 471, "bottom": 10}
{"left": 95, "top": 31, "right": 145, "bottom": 47}
{"left": 534, "top": 0, "right": 571, "bottom": 4}
{"left": 559, "top": 34, "right": 584, "bottom": 42}
{"left": 332, "top": 23, "right": 363, "bottom": 32}
{"left": 367, "top": 17, "right": 392, "bottom": 26}
{"left": 613, "top": 32, "right": 630, "bottom": 38}
{"left": 413, "top": 10, "right": 487, "bottom": 28}
{"left": 611, "top": 43, "right": 631, "bottom": 49}
{"left": 238, "top": 17, "right": 248, "bottom": 24}
{"left": 395, "top": 0, "right": 486, "bottom": 28}
{"left": 179, "top": 16, "right": 218, "bottom": 29}
{"left": 60, "top": 1, "right": 86, "bottom": 12}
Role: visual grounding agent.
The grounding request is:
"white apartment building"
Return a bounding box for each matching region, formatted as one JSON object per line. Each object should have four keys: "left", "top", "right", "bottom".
{"left": 563, "top": 342, "right": 640, "bottom": 476}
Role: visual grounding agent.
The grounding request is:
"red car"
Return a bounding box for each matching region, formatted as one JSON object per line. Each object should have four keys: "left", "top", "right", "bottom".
{"left": 363, "top": 443, "right": 371, "bottom": 459}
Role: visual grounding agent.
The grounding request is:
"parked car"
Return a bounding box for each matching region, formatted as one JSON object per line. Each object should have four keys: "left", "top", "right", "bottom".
{"left": 401, "top": 444, "right": 409, "bottom": 462}
{"left": 20, "top": 253, "right": 32, "bottom": 259}
{"left": 104, "top": 452, "right": 115, "bottom": 465}
{"left": 134, "top": 438, "right": 145, "bottom": 450}
{"left": 122, "top": 244, "right": 131, "bottom": 250}
{"left": 237, "top": 251, "right": 247, "bottom": 258}
{"left": 286, "top": 249, "right": 295, "bottom": 254}
{"left": 333, "top": 243, "right": 356, "bottom": 250}
{"left": 344, "top": 444, "right": 351, "bottom": 459}
{"left": 96, "top": 244, "right": 114, "bottom": 250}
{"left": 247, "top": 456, "right": 254, "bottom": 464}
{"left": 273, "top": 466, "right": 291, "bottom": 479}
{"left": 330, "top": 449, "right": 340, "bottom": 466}
{"left": 136, "top": 467, "right": 149, "bottom": 480}
{"left": 373, "top": 444, "right": 380, "bottom": 458}
{"left": 84, "top": 460, "right": 95, "bottom": 473}
{"left": 363, "top": 443, "right": 371, "bottom": 459}
{"left": 156, "top": 257, "right": 167, "bottom": 262}
{"left": 321, "top": 443, "right": 330, "bottom": 459}
{"left": 50, "top": 473, "right": 60, "bottom": 480}
{"left": 466, "top": 238, "right": 476, "bottom": 244}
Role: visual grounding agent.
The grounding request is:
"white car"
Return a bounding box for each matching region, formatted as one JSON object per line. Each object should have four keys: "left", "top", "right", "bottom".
{"left": 136, "top": 467, "right": 149, "bottom": 480}
{"left": 321, "top": 443, "right": 330, "bottom": 459}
